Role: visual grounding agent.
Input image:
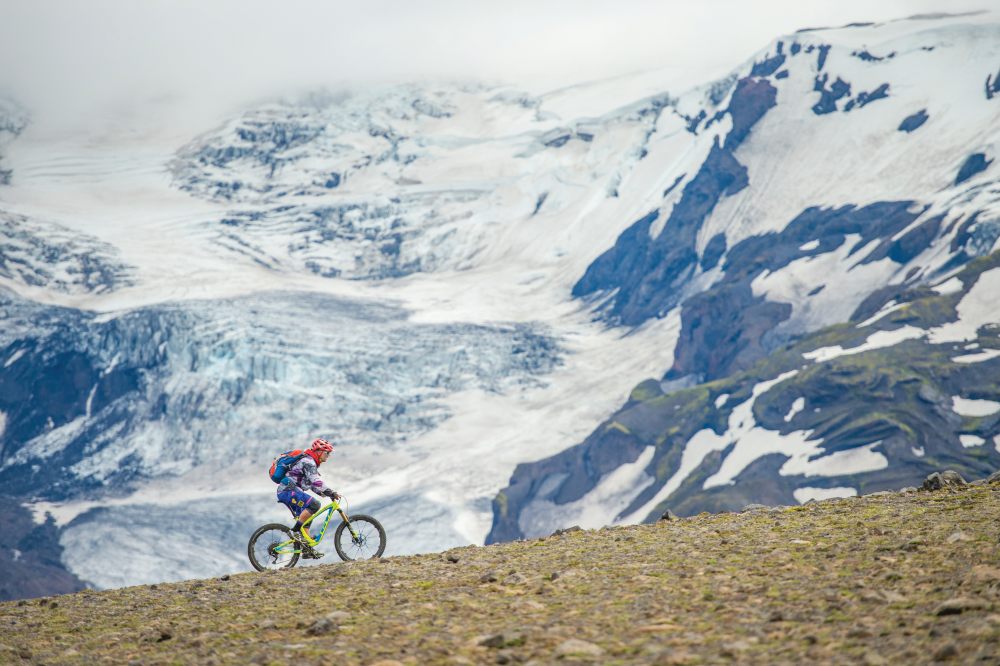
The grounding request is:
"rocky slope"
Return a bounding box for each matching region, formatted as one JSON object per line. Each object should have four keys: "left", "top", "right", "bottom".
{"left": 2, "top": 475, "right": 998, "bottom": 664}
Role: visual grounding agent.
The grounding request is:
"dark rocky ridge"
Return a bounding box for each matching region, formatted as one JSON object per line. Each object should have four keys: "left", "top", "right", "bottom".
{"left": 0, "top": 497, "right": 87, "bottom": 601}
{"left": 898, "top": 108, "right": 929, "bottom": 132}
{"left": 956, "top": 152, "right": 992, "bottom": 185}
{"left": 667, "top": 201, "right": 926, "bottom": 382}
{"left": 573, "top": 75, "right": 777, "bottom": 326}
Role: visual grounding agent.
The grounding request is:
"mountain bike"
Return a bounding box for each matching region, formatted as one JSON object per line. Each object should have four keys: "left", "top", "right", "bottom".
{"left": 247, "top": 496, "right": 386, "bottom": 571}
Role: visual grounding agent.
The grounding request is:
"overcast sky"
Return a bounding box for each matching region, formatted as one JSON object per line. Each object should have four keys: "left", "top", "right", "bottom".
{"left": 0, "top": 0, "right": 990, "bottom": 129}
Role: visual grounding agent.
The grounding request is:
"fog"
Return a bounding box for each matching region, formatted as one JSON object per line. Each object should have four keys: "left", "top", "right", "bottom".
{"left": 0, "top": 0, "right": 989, "bottom": 131}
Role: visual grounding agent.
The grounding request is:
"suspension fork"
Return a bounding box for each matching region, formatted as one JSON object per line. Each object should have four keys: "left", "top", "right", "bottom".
{"left": 337, "top": 507, "right": 360, "bottom": 538}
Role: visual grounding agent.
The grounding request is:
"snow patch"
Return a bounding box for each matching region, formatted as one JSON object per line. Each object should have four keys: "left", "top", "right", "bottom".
{"left": 4, "top": 349, "right": 26, "bottom": 367}
{"left": 784, "top": 397, "right": 805, "bottom": 422}
{"left": 951, "top": 396, "right": 1000, "bottom": 417}
{"left": 518, "top": 446, "right": 657, "bottom": 536}
{"left": 798, "top": 240, "right": 820, "bottom": 251}
{"left": 929, "top": 268, "right": 1000, "bottom": 344}
{"left": 620, "top": 370, "right": 800, "bottom": 521}
{"left": 715, "top": 393, "right": 729, "bottom": 408}
{"left": 793, "top": 486, "right": 857, "bottom": 504}
{"left": 911, "top": 445, "right": 925, "bottom": 457}
{"left": 780, "top": 441, "right": 889, "bottom": 478}
{"left": 932, "top": 277, "right": 963, "bottom": 295}
{"left": 804, "top": 325, "right": 925, "bottom": 362}
{"left": 751, "top": 235, "right": 898, "bottom": 335}
{"left": 856, "top": 301, "right": 906, "bottom": 329}
{"left": 960, "top": 434, "right": 985, "bottom": 448}
{"left": 951, "top": 348, "right": 1000, "bottom": 364}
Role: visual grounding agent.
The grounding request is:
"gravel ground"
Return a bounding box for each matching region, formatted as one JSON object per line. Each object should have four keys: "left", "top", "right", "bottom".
{"left": 2, "top": 477, "right": 998, "bottom": 665}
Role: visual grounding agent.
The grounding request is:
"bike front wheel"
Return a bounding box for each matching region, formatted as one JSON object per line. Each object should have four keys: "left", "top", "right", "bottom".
{"left": 334, "top": 514, "right": 386, "bottom": 561}
{"left": 248, "top": 523, "right": 300, "bottom": 571}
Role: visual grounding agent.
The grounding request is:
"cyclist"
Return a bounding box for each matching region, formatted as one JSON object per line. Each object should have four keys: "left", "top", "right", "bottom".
{"left": 277, "top": 438, "right": 341, "bottom": 557}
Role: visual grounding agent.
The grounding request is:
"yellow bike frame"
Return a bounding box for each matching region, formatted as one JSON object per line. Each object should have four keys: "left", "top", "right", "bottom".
{"left": 278, "top": 499, "right": 358, "bottom": 554}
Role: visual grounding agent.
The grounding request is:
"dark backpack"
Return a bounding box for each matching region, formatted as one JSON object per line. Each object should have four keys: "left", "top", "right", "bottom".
{"left": 268, "top": 449, "right": 307, "bottom": 483}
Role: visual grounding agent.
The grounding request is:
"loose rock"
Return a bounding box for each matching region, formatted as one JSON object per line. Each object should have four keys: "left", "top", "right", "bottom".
{"left": 555, "top": 638, "right": 604, "bottom": 658}
{"left": 551, "top": 526, "right": 582, "bottom": 537}
{"left": 935, "top": 598, "right": 987, "bottom": 616}
{"left": 922, "top": 470, "right": 966, "bottom": 491}
{"left": 932, "top": 643, "right": 958, "bottom": 661}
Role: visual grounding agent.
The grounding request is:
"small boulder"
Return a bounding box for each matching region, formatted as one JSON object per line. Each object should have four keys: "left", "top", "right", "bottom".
{"left": 932, "top": 643, "right": 958, "bottom": 661}
{"left": 478, "top": 633, "right": 507, "bottom": 649}
{"left": 935, "top": 597, "right": 987, "bottom": 616}
{"left": 659, "top": 510, "right": 679, "bottom": 521}
{"left": 922, "top": 470, "right": 966, "bottom": 492}
{"left": 555, "top": 638, "right": 604, "bottom": 658}
{"left": 306, "top": 618, "right": 335, "bottom": 635}
{"left": 988, "top": 470, "right": 1000, "bottom": 484}
{"left": 305, "top": 612, "right": 348, "bottom": 636}
{"left": 477, "top": 631, "right": 524, "bottom": 649}
{"left": 551, "top": 526, "right": 582, "bottom": 537}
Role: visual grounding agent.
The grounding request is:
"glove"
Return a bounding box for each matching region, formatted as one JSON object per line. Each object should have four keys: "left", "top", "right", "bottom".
{"left": 323, "top": 488, "right": 341, "bottom": 500}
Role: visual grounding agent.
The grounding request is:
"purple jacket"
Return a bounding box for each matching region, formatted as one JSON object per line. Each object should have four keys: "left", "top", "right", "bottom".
{"left": 284, "top": 455, "right": 331, "bottom": 495}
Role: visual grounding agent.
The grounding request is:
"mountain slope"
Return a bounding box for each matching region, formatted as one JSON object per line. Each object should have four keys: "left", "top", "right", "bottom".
{"left": 489, "top": 12, "right": 1000, "bottom": 542}
{"left": 491, "top": 251, "right": 1000, "bottom": 540}
{"left": 2, "top": 480, "right": 998, "bottom": 663}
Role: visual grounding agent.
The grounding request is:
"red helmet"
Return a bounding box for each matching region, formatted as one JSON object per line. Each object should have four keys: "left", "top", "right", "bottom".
{"left": 310, "top": 438, "right": 334, "bottom": 453}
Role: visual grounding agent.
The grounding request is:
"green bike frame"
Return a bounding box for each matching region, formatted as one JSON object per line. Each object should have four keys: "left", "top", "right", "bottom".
{"left": 277, "top": 499, "right": 359, "bottom": 555}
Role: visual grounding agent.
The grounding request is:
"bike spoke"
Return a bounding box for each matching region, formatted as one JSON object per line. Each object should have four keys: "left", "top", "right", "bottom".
{"left": 248, "top": 525, "right": 301, "bottom": 571}
{"left": 336, "top": 517, "right": 385, "bottom": 561}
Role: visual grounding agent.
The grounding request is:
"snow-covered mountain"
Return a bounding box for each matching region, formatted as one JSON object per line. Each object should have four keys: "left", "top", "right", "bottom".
{"left": 489, "top": 12, "right": 1000, "bottom": 541}
{"left": 1, "top": 11, "right": 998, "bottom": 596}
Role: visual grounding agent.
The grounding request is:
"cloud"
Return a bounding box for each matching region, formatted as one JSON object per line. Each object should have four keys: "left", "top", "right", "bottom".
{"left": 0, "top": 0, "right": 989, "bottom": 129}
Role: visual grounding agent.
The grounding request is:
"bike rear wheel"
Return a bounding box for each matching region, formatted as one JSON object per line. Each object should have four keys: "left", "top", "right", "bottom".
{"left": 248, "top": 523, "right": 300, "bottom": 571}
{"left": 333, "top": 514, "right": 386, "bottom": 561}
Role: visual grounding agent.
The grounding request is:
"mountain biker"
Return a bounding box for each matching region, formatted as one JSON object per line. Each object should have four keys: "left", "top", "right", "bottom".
{"left": 277, "top": 438, "right": 341, "bottom": 557}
